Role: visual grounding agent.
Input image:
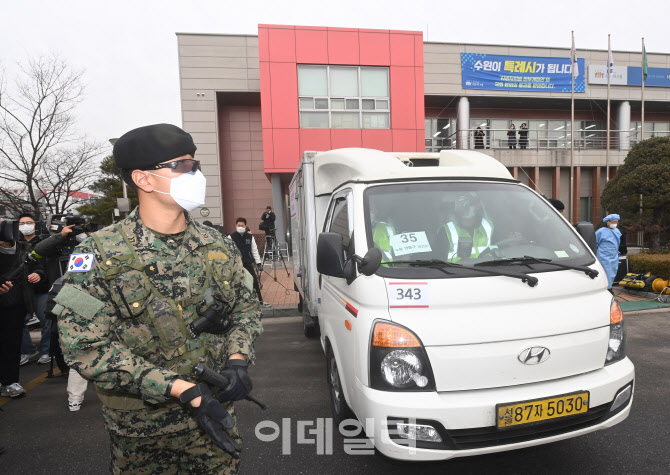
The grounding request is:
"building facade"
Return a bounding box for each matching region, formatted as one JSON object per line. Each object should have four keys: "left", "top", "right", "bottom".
{"left": 177, "top": 25, "right": 670, "bottom": 243}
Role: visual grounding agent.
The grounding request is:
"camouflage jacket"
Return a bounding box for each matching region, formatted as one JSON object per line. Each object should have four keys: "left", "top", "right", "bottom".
{"left": 56, "top": 208, "right": 263, "bottom": 436}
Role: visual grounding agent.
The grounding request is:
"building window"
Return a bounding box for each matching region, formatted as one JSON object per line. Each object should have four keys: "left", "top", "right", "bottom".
{"left": 425, "top": 117, "right": 456, "bottom": 151}
{"left": 580, "top": 197, "right": 592, "bottom": 223}
{"left": 298, "top": 65, "right": 390, "bottom": 129}
{"left": 630, "top": 121, "right": 670, "bottom": 144}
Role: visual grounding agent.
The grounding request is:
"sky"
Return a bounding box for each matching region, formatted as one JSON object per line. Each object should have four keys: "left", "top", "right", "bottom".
{"left": 2, "top": 0, "right": 668, "bottom": 157}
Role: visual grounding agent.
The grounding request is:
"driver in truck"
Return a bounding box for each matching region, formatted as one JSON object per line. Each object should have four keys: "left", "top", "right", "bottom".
{"left": 371, "top": 201, "right": 397, "bottom": 264}
{"left": 437, "top": 193, "right": 493, "bottom": 261}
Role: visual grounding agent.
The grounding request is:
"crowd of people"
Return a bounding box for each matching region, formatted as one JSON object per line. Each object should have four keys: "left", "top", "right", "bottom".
{"left": 0, "top": 215, "right": 96, "bottom": 409}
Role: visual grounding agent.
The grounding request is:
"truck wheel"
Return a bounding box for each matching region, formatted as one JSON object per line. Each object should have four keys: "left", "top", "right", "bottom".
{"left": 303, "top": 305, "right": 320, "bottom": 338}
{"left": 303, "top": 320, "right": 319, "bottom": 338}
{"left": 326, "top": 345, "right": 354, "bottom": 424}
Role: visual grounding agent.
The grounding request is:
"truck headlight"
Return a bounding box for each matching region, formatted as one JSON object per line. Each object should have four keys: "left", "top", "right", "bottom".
{"left": 605, "top": 300, "right": 626, "bottom": 365}
{"left": 381, "top": 350, "right": 429, "bottom": 388}
{"left": 370, "top": 322, "right": 435, "bottom": 391}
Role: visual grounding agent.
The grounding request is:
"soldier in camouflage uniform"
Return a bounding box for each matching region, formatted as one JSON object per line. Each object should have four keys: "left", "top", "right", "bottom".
{"left": 56, "top": 124, "right": 262, "bottom": 474}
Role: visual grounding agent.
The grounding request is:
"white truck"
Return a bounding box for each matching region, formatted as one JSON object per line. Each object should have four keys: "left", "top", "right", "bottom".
{"left": 289, "top": 148, "right": 634, "bottom": 461}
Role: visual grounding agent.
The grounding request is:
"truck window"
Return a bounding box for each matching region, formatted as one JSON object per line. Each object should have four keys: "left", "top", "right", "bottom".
{"left": 364, "top": 182, "right": 594, "bottom": 278}
{"left": 328, "top": 195, "right": 352, "bottom": 258}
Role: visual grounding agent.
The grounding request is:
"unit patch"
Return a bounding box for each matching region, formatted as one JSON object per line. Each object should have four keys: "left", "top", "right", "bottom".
{"left": 66, "top": 253, "right": 96, "bottom": 273}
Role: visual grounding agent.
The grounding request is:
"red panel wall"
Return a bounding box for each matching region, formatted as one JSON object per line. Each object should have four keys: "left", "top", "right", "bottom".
{"left": 259, "top": 24, "right": 424, "bottom": 173}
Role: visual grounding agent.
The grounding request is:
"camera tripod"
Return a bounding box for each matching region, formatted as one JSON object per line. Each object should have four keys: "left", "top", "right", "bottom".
{"left": 258, "top": 231, "right": 290, "bottom": 290}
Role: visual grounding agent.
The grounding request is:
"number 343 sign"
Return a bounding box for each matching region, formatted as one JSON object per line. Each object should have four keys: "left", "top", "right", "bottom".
{"left": 388, "top": 282, "right": 430, "bottom": 308}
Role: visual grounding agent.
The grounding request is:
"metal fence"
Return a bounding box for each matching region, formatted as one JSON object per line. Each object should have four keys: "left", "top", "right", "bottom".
{"left": 425, "top": 129, "right": 670, "bottom": 152}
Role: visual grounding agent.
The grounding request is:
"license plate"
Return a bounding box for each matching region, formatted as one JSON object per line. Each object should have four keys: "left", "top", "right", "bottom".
{"left": 496, "top": 391, "right": 590, "bottom": 429}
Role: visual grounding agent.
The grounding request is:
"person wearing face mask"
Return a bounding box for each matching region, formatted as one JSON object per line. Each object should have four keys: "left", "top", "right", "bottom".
{"left": 229, "top": 217, "right": 266, "bottom": 306}
{"left": 55, "top": 124, "right": 262, "bottom": 473}
{"left": 17, "top": 213, "right": 53, "bottom": 366}
{"left": 596, "top": 213, "right": 622, "bottom": 292}
{"left": 0, "top": 229, "right": 45, "bottom": 398}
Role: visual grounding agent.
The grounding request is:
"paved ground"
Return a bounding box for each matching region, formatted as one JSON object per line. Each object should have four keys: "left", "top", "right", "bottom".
{"left": 258, "top": 259, "right": 299, "bottom": 309}
{"left": 1, "top": 310, "right": 668, "bottom": 474}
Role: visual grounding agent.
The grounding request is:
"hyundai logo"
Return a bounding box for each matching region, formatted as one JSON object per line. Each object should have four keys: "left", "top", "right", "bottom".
{"left": 518, "top": 346, "right": 551, "bottom": 365}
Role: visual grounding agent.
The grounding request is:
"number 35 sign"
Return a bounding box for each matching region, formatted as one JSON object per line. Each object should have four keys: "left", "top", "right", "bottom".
{"left": 388, "top": 282, "right": 430, "bottom": 308}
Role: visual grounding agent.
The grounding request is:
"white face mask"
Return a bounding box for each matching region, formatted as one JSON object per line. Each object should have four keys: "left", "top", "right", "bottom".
{"left": 236, "top": 227, "right": 246, "bottom": 234}
{"left": 75, "top": 233, "right": 88, "bottom": 243}
{"left": 19, "top": 224, "right": 35, "bottom": 235}
{"left": 609, "top": 223, "right": 618, "bottom": 229}
{"left": 147, "top": 170, "right": 207, "bottom": 212}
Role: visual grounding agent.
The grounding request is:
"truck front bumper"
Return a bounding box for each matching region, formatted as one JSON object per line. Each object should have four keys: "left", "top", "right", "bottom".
{"left": 354, "top": 358, "right": 634, "bottom": 461}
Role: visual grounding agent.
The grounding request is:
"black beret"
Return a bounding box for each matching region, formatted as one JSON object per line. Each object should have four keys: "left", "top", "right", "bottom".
{"left": 113, "top": 124, "right": 197, "bottom": 170}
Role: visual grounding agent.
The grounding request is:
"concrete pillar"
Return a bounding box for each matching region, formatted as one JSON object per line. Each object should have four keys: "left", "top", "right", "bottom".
{"left": 456, "top": 97, "right": 470, "bottom": 150}
{"left": 591, "top": 166, "right": 602, "bottom": 223}
{"left": 572, "top": 166, "right": 581, "bottom": 223}
{"left": 616, "top": 101, "right": 631, "bottom": 150}
{"left": 552, "top": 167, "right": 561, "bottom": 199}
{"left": 510, "top": 166, "right": 518, "bottom": 179}
{"left": 530, "top": 167, "right": 540, "bottom": 191}
{"left": 271, "top": 174, "right": 287, "bottom": 245}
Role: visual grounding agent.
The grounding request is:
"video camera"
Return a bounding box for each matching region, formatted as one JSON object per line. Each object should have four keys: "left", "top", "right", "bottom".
{"left": 48, "top": 215, "right": 99, "bottom": 236}
{"left": 0, "top": 219, "right": 19, "bottom": 242}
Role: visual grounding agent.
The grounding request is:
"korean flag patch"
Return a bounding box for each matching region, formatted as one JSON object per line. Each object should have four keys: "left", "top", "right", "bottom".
{"left": 66, "top": 253, "right": 96, "bottom": 273}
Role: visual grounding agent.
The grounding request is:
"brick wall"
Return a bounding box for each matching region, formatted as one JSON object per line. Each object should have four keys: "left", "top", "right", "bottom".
{"left": 218, "top": 105, "right": 273, "bottom": 232}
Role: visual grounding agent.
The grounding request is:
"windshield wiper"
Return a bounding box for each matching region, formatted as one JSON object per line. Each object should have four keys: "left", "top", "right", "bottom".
{"left": 383, "top": 259, "right": 538, "bottom": 287}
{"left": 475, "top": 255, "right": 599, "bottom": 279}
{"left": 382, "top": 259, "right": 454, "bottom": 277}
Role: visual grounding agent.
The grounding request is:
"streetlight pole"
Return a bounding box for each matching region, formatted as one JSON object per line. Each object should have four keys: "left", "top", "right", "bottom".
{"left": 108, "top": 138, "right": 127, "bottom": 199}
{"left": 109, "top": 138, "right": 129, "bottom": 217}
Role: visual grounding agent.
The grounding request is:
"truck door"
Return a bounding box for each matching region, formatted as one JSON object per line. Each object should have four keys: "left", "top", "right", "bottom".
{"left": 320, "top": 190, "right": 357, "bottom": 402}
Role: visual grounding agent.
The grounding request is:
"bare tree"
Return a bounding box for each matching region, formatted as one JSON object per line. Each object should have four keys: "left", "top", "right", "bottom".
{"left": 0, "top": 54, "right": 101, "bottom": 219}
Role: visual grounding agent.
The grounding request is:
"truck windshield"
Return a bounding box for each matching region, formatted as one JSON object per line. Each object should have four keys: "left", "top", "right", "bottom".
{"left": 364, "top": 182, "right": 594, "bottom": 279}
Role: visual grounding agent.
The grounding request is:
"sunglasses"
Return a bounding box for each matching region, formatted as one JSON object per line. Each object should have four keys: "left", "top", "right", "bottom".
{"left": 144, "top": 158, "right": 201, "bottom": 174}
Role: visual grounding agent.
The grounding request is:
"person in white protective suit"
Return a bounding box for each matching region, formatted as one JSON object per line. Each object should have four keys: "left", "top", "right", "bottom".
{"left": 595, "top": 213, "right": 621, "bottom": 292}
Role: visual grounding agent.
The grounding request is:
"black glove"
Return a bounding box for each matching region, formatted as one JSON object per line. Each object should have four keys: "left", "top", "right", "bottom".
{"left": 215, "top": 359, "right": 253, "bottom": 402}
{"left": 180, "top": 383, "right": 241, "bottom": 458}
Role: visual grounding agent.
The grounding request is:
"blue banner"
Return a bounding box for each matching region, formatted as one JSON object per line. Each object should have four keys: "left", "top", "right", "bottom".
{"left": 627, "top": 66, "right": 670, "bottom": 87}
{"left": 461, "top": 53, "right": 585, "bottom": 93}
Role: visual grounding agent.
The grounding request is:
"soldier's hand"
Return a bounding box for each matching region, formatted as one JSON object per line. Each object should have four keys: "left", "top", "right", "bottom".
{"left": 183, "top": 383, "right": 241, "bottom": 458}
{"left": 215, "top": 359, "right": 253, "bottom": 402}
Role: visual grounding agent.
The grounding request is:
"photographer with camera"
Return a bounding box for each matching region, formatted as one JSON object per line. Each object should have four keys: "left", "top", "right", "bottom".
{"left": 17, "top": 213, "right": 52, "bottom": 366}
{"left": 35, "top": 216, "right": 97, "bottom": 268}
{"left": 32, "top": 217, "right": 97, "bottom": 410}
{"left": 260, "top": 206, "right": 275, "bottom": 236}
{"left": 0, "top": 220, "right": 46, "bottom": 398}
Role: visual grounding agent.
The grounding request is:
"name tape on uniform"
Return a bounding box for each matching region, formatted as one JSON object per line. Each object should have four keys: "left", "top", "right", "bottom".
{"left": 66, "top": 253, "right": 96, "bottom": 273}
{"left": 388, "top": 282, "right": 430, "bottom": 308}
{"left": 389, "top": 231, "right": 431, "bottom": 257}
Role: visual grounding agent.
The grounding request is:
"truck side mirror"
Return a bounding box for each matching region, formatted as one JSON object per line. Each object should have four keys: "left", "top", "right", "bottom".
{"left": 317, "top": 232, "right": 352, "bottom": 279}
{"left": 354, "top": 248, "right": 382, "bottom": 276}
{"left": 575, "top": 222, "right": 597, "bottom": 254}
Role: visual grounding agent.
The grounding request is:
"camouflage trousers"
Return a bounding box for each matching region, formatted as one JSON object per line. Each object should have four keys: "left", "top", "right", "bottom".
{"left": 109, "top": 426, "right": 241, "bottom": 474}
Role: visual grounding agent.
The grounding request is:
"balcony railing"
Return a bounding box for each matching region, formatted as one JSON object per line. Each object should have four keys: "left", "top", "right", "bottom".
{"left": 425, "top": 129, "right": 670, "bottom": 153}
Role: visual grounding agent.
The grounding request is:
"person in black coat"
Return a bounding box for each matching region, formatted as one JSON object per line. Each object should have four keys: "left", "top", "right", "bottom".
{"left": 518, "top": 123, "right": 529, "bottom": 149}
{"left": 261, "top": 206, "right": 276, "bottom": 236}
{"left": 0, "top": 238, "right": 46, "bottom": 397}
{"left": 474, "top": 127, "right": 485, "bottom": 149}
{"left": 507, "top": 124, "right": 517, "bottom": 149}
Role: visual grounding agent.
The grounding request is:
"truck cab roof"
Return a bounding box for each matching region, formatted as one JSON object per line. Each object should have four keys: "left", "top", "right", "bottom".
{"left": 307, "top": 148, "right": 515, "bottom": 196}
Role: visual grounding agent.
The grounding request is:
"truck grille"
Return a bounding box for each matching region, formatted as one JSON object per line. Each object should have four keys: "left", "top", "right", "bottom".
{"left": 445, "top": 404, "right": 609, "bottom": 450}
